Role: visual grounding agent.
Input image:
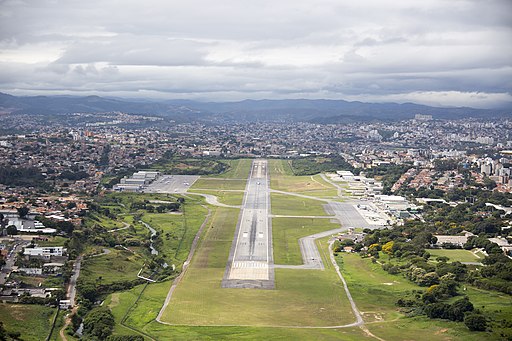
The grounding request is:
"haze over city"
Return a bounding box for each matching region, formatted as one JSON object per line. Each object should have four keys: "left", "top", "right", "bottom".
{"left": 1, "top": 0, "right": 511, "bottom": 108}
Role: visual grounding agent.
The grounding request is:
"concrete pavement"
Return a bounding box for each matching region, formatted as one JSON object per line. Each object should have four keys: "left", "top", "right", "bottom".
{"left": 222, "top": 159, "right": 274, "bottom": 289}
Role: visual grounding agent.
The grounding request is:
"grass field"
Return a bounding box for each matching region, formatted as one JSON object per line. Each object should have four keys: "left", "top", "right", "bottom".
{"left": 99, "top": 158, "right": 512, "bottom": 340}
{"left": 271, "top": 192, "right": 329, "bottom": 216}
{"left": 272, "top": 217, "right": 340, "bottom": 265}
{"left": 338, "top": 253, "right": 501, "bottom": 340}
{"left": 268, "top": 159, "right": 294, "bottom": 176}
{"left": 190, "top": 178, "right": 247, "bottom": 190}
{"left": 427, "top": 249, "right": 482, "bottom": 263}
{"left": 0, "top": 304, "right": 57, "bottom": 341}
{"left": 205, "top": 159, "right": 253, "bottom": 179}
{"left": 143, "top": 201, "right": 208, "bottom": 267}
{"left": 272, "top": 173, "right": 337, "bottom": 196}
{"left": 80, "top": 249, "right": 146, "bottom": 284}
{"left": 269, "top": 159, "right": 338, "bottom": 199}
{"left": 188, "top": 189, "right": 245, "bottom": 206}
{"left": 156, "top": 205, "right": 353, "bottom": 328}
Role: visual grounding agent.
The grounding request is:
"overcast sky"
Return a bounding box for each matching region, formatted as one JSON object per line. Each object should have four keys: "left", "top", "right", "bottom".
{"left": 1, "top": 0, "right": 511, "bottom": 108}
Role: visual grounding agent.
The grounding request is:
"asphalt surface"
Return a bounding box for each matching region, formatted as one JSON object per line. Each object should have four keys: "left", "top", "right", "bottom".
{"left": 222, "top": 159, "right": 274, "bottom": 289}
{"left": 144, "top": 175, "right": 199, "bottom": 193}
{"left": 187, "top": 192, "right": 241, "bottom": 208}
{"left": 325, "top": 202, "right": 381, "bottom": 230}
{"left": 0, "top": 240, "right": 30, "bottom": 285}
{"left": 67, "top": 256, "right": 82, "bottom": 307}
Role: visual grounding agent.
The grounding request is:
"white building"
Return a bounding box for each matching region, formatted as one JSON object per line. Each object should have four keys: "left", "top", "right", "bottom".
{"left": 24, "top": 246, "right": 64, "bottom": 259}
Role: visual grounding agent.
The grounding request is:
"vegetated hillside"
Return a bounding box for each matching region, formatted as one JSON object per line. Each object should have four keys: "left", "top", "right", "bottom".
{"left": 0, "top": 92, "right": 204, "bottom": 122}
{"left": 1, "top": 92, "right": 509, "bottom": 122}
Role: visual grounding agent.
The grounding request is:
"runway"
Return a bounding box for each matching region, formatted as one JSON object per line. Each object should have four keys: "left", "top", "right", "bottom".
{"left": 222, "top": 159, "right": 274, "bottom": 289}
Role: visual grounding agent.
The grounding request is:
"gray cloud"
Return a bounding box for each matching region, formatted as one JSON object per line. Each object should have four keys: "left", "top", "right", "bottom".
{"left": 0, "top": 0, "right": 511, "bottom": 108}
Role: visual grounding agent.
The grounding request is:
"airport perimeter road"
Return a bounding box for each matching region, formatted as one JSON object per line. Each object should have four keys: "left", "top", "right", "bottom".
{"left": 222, "top": 159, "right": 274, "bottom": 289}
{"left": 145, "top": 175, "right": 199, "bottom": 194}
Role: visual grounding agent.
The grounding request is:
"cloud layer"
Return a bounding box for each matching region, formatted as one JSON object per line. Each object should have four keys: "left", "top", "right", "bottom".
{"left": 1, "top": 0, "right": 511, "bottom": 108}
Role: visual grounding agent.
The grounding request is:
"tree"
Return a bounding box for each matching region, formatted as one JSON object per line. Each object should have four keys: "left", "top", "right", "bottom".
{"left": 83, "top": 306, "right": 115, "bottom": 340}
{"left": 448, "top": 297, "right": 474, "bottom": 321}
{"left": 16, "top": 206, "right": 29, "bottom": 219}
{"left": 382, "top": 241, "right": 394, "bottom": 255}
{"left": 464, "top": 313, "right": 487, "bottom": 331}
{"left": 6, "top": 225, "right": 17, "bottom": 236}
{"left": 424, "top": 302, "right": 450, "bottom": 319}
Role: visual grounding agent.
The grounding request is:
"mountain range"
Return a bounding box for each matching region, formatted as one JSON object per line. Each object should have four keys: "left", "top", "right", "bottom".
{"left": 0, "top": 92, "right": 509, "bottom": 123}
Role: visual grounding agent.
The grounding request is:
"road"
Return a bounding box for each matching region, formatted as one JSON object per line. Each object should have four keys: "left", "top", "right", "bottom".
{"left": 0, "top": 240, "right": 30, "bottom": 285}
{"left": 187, "top": 192, "right": 241, "bottom": 208}
{"left": 222, "top": 159, "right": 274, "bottom": 289}
{"left": 67, "top": 256, "right": 82, "bottom": 307}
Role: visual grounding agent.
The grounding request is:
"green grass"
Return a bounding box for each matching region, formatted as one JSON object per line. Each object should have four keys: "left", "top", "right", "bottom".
{"left": 427, "top": 249, "right": 481, "bottom": 263}
{"left": 80, "top": 249, "right": 145, "bottom": 284}
{"left": 143, "top": 201, "right": 208, "bottom": 267}
{"left": 338, "top": 253, "right": 419, "bottom": 321}
{"left": 272, "top": 174, "right": 336, "bottom": 196}
{"left": 272, "top": 217, "right": 340, "bottom": 265}
{"left": 269, "top": 159, "right": 338, "bottom": 198}
{"left": 462, "top": 286, "right": 512, "bottom": 338}
{"left": 148, "top": 324, "right": 370, "bottom": 340}
{"left": 191, "top": 178, "right": 247, "bottom": 190}
{"left": 205, "top": 159, "right": 253, "bottom": 179}
{"left": 271, "top": 192, "right": 329, "bottom": 216}
{"left": 338, "top": 253, "right": 503, "bottom": 340}
{"left": 0, "top": 304, "right": 57, "bottom": 341}
{"left": 149, "top": 158, "right": 228, "bottom": 175}
{"left": 106, "top": 281, "right": 172, "bottom": 338}
{"left": 188, "top": 189, "right": 244, "bottom": 206}
{"left": 35, "top": 236, "right": 68, "bottom": 247}
{"left": 158, "top": 206, "right": 353, "bottom": 327}
{"left": 87, "top": 212, "right": 125, "bottom": 229}
{"left": 268, "top": 159, "right": 294, "bottom": 176}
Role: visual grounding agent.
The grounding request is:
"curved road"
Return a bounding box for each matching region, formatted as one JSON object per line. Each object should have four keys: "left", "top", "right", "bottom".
{"left": 186, "top": 192, "right": 241, "bottom": 208}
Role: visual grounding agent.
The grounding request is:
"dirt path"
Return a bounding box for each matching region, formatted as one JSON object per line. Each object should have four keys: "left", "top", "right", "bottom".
{"left": 59, "top": 306, "right": 77, "bottom": 341}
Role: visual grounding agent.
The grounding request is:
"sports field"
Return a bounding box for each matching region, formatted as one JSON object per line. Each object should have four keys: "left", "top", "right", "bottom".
{"left": 427, "top": 249, "right": 482, "bottom": 263}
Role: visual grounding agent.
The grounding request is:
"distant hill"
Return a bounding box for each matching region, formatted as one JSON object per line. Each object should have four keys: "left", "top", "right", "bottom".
{"left": 0, "top": 92, "right": 509, "bottom": 122}
{"left": 0, "top": 92, "right": 204, "bottom": 122}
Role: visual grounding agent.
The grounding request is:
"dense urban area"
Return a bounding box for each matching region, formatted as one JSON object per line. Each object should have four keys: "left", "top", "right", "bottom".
{"left": 0, "top": 109, "right": 511, "bottom": 340}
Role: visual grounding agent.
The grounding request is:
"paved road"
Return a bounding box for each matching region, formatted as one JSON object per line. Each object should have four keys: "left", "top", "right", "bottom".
{"left": 274, "top": 228, "right": 344, "bottom": 269}
{"left": 222, "top": 159, "right": 274, "bottom": 289}
{"left": 67, "top": 256, "right": 82, "bottom": 307}
{"left": 187, "top": 192, "right": 241, "bottom": 208}
{"left": 144, "top": 175, "right": 199, "bottom": 193}
{"left": 320, "top": 173, "right": 346, "bottom": 197}
{"left": 0, "top": 240, "right": 30, "bottom": 285}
